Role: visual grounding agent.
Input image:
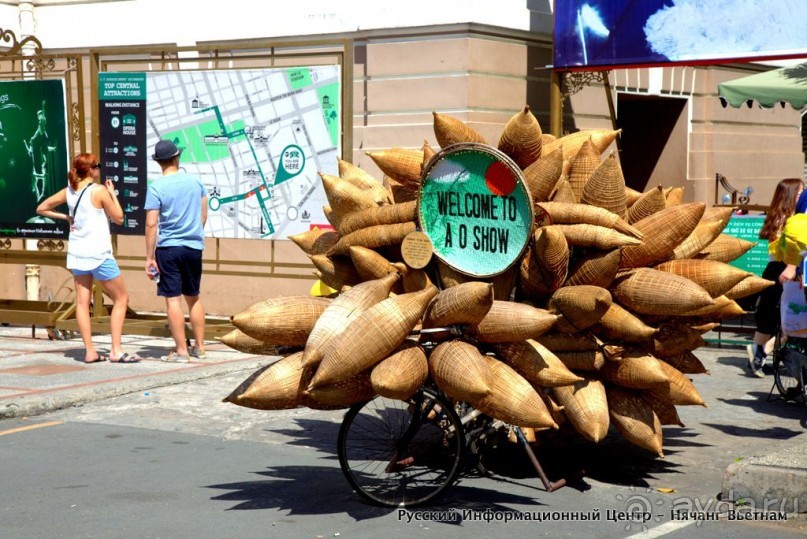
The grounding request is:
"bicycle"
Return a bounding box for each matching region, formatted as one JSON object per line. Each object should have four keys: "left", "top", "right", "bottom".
{"left": 768, "top": 330, "right": 807, "bottom": 405}
{"left": 336, "top": 326, "right": 568, "bottom": 507}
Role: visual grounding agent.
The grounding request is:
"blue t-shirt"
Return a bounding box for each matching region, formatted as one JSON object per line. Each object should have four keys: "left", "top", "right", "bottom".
{"left": 144, "top": 172, "right": 207, "bottom": 250}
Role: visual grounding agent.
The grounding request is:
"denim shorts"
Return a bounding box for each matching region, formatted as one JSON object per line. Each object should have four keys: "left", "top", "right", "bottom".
{"left": 155, "top": 246, "right": 203, "bottom": 298}
{"left": 71, "top": 258, "right": 121, "bottom": 281}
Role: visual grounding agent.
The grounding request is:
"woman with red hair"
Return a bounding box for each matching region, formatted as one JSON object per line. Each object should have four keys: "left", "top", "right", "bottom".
{"left": 37, "top": 153, "right": 139, "bottom": 363}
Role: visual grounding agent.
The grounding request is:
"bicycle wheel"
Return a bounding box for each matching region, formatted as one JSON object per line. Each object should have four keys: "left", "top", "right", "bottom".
{"left": 337, "top": 387, "right": 464, "bottom": 507}
{"left": 773, "top": 335, "right": 806, "bottom": 402}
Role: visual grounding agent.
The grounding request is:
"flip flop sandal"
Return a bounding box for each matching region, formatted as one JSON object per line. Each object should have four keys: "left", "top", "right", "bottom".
{"left": 84, "top": 355, "right": 108, "bottom": 364}
{"left": 110, "top": 352, "right": 141, "bottom": 363}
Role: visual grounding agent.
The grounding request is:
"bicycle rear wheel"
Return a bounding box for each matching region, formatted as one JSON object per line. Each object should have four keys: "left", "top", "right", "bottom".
{"left": 337, "top": 387, "right": 463, "bottom": 507}
{"left": 773, "top": 335, "right": 806, "bottom": 402}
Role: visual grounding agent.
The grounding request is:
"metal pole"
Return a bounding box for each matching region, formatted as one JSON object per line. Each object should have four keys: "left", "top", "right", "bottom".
{"left": 550, "top": 71, "right": 562, "bottom": 138}
{"left": 602, "top": 71, "right": 622, "bottom": 154}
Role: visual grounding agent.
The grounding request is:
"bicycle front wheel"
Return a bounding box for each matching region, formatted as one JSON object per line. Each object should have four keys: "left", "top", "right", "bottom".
{"left": 337, "top": 388, "right": 463, "bottom": 507}
{"left": 774, "top": 340, "right": 806, "bottom": 402}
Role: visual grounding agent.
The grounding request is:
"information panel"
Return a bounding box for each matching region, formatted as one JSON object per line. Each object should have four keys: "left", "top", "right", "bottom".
{"left": 724, "top": 215, "right": 767, "bottom": 276}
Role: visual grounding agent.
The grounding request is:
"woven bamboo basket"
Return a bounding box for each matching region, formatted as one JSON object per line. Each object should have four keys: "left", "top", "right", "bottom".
{"left": 423, "top": 281, "right": 495, "bottom": 327}
{"left": 349, "top": 246, "right": 403, "bottom": 284}
{"left": 552, "top": 379, "right": 610, "bottom": 442}
{"left": 338, "top": 200, "right": 417, "bottom": 236}
{"left": 625, "top": 186, "right": 643, "bottom": 207}
{"left": 476, "top": 356, "right": 558, "bottom": 429}
{"left": 310, "top": 286, "right": 438, "bottom": 388}
{"left": 523, "top": 147, "right": 563, "bottom": 202}
{"left": 606, "top": 387, "right": 664, "bottom": 457}
{"left": 542, "top": 129, "right": 620, "bottom": 159}
{"left": 288, "top": 228, "right": 339, "bottom": 255}
{"left": 304, "top": 369, "right": 376, "bottom": 407}
{"left": 428, "top": 340, "right": 493, "bottom": 402}
{"left": 611, "top": 268, "right": 715, "bottom": 316}
{"left": 422, "top": 139, "right": 437, "bottom": 168}
{"left": 648, "top": 361, "right": 707, "bottom": 406}
{"left": 490, "top": 267, "right": 518, "bottom": 301}
{"left": 520, "top": 245, "right": 552, "bottom": 299}
{"left": 564, "top": 248, "right": 622, "bottom": 288}
{"left": 493, "top": 339, "right": 584, "bottom": 388}
{"left": 626, "top": 186, "right": 666, "bottom": 224}
{"left": 652, "top": 321, "right": 707, "bottom": 358}
{"left": 468, "top": 301, "right": 558, "bottom": 343}
{"left": 724, "top": 275, "right": 775, "bottom": 300}
{"left": 224, "top": 352, "right": 305, "bottom": 410}
{"left": 550, "top": 176, "right": 577, "bottom": 203}
{"left": 641, "top": 392, "right": 685, "bottom": 427}
{"left": 595, "top": 302, "right": 657, "bottom": 342}
{"left": 556, "top": 224, "right": 641, "bottom": 250}
{"left": 402, "top": 268, "right": 434, "bottom": 293}
{"left": 701, "top": 206, "right": 735, "bottom": 227}
{"left": 329, "top": 222, "right": 417, "bottom": 256}
{"left": 302, "top": 273, "right": 399, "bottom": 368}
{"left": 672, "top": 219, "right": 725, "bottom": 260}
{"left": 436, "top": 260, "right": 472, "bottom": 289}
{"left": 533, "top": 226, "right": 570, "bottom": 291}
{"left": 366, "top": 148, "right": 424, "bottom": 187}
{"left": 387, "top": 176, "right": 418, "bottom": 204}
{"left": 542, "top": 133, "right": 557, "bottom": 144}
{"left": 655, "top": 259, "right": 751, "bottom": 298}
{"left": 309, "top": 254, "right": 362, "bottom": 290}
{"left": 497, "top": 105, "right": 543, "bottom": 170}
{"left": 620, "top": 203, "right": 706, "bottom": 268}
{"left": 555, "top": 350, "right": 606, "bottom": 371}
{"left": 696, "top": 234, "right": 756, "bottom": 263}
{"left": 690, "top": 322, "right": 719, "bottom": 334}
{"left": 323, "top": 205, "right": 343, "bottom": 231}
{"left": 232, "top": 296, "right": 332, "bottom": 346}
{"left": 581, "top": 153, "right": 627, "bottom": 218}
{"left": 665, "top": 186, "right": 684, "bottom": 206}
{"left": 536, "top": 332, "right": 600, "bottom": 352}
{"left": 319, "top": 173, "right": 380, "bottom": 217}
{"left": 678, "top": 295, "right": 745, "bottom": 319}
{"left": 370, "top": 341, "right": 429, "bottom": 400}
{"left": 549, "top": 285, "right": 612, "bottom": 333}
{"left": 220, "top": 329, "right": 290, "bottom": 356}
{"left": 433, "top": 111, "right": 487, "bottom": 148}
{"left": 567, "top": 138, "right": 599, "bottom": 202}
{"left": 660, "top": 351, "right": 709, "bottom": 375}
{"left": 601, "top": 350, "right": 669, "bottom": 388}
{"left": 337, "top": 159, "right": 391, "bottom": 205}
{"left": 537, "top": 202, "right": 643, "bottom": 239}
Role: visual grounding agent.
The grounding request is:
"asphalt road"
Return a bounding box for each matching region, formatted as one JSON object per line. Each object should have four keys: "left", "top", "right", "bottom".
{"left": 1, "top": 369, "right": 805, "bottom": 539}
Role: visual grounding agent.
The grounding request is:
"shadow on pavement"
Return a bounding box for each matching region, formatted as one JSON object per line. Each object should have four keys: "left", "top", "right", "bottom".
{"left": 717, "top": 391, "right": 807, "bottom": 423}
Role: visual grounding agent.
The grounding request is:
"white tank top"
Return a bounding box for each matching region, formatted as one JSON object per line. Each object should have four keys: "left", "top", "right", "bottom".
{"left": 66, "top": 183, "right": 113, "bottom": 270}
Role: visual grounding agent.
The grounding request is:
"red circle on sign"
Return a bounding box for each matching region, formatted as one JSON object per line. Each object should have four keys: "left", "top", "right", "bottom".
{"left": 485, "top": 161, "right": 516, "bottom": 196}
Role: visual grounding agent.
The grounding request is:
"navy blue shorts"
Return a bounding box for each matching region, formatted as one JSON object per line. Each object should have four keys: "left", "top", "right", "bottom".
{"left": 155, "top": 246, "right": 203, "bottom": 298}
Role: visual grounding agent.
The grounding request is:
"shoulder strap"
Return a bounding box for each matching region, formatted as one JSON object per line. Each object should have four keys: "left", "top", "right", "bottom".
{"left": 71, "top": 184, "right": 93, "bottom": 219}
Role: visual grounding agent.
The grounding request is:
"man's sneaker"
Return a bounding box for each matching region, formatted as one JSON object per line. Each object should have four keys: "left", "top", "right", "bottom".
{"left": 161, "top": 351, "right": 190, "bottom": 363}
{"left": 747, "top": 344, "right": 765, "bottom": 378}
{"left": 190, "top": 346, "right": 207, "bottom": 359}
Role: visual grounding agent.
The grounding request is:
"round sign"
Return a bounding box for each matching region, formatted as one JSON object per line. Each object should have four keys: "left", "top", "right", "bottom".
{"left": 417, "top": 143, "right": 534, "bottom": 278}
{"left": 401, "top": 231, "right": 434, "bottom": 269}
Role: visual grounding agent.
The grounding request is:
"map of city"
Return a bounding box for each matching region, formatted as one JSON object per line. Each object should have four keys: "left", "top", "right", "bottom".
{"left": 145, "top": 67, "right": 340, "bottom": 239}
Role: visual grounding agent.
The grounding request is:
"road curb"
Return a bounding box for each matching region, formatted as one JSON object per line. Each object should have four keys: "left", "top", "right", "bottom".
{"left": 722, "top": 443, "right": 807, "bottom": 513}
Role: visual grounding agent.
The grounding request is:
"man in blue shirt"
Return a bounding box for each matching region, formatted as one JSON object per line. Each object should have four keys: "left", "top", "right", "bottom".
{"left": 145, "top": 139, "right": 208, "bottom": 362}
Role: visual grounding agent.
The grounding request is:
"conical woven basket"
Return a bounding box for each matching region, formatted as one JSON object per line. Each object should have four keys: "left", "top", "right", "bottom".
{"left": 329, "top": 222, "right": 417, "bottom": 256}
{"left": 519, "top": 245, "right": 552, "bottom": 299}
{"left": 660, "top": 351, "right": 709, "bottom": 375}
{"left": 289, "top": 228, "right": 339, "bottom": 255}
{"left": 232, "top": 296, "right": 332, "bottom": 346}
{"left": 595, "top": 303, "right": 657, "bottom": 342}
{"left": 550, "top": 285, "right": 612, "bottom": 333}
{"left": 366, "top": 148, "right": 424, "bottom": 187}
{"left": 665, "top": 186, "right": 684, "bottom": 206}
{"left": 564, "top": 248, "right": 622, "bottom": 288}
{"left": 672, "top": 219, "right": 725, "bottom": 260}
{"left": 436, "top": 260, "right": 472, "bottom": 289}
{"left": 649, "top": 361, "right": 707, "bottom": 406}
{"left": 337, "top": 159, "right": 391, "bottom": 205}
{"left": 552, "top": 379, "right": 610, "bottom": 442}
{"left": 319, "top": 173, "right": 379, "bottom": 217}
{"left": 601, "top": 350, "right": 669, "bottom": 388}
{"left": 655, "top": 259, "right": 750, "bottom": 298}
{"left": 338, "top": 200, "right": 417, "bottom": 236}
{"left": 493, "top": 339, "right": 584, "bottom": 388}
{"left": 309, "top": 254, "right": 362, "bottom": 290}
{"left": 581, "top": 153, "right": 627, "bottom": 218}
{"left": 423, "top": 281, "right": 494, "bottom": 327}
{"left": 422, "top": 139, "right": 437, "bottom": 168}
{"left": 533, "top": 226, "right": 570, "bottom": 291}
{"left": 498, "top": 105, "right": 543, "bottom": 170}
{"left": 304, "top": 369, "right": 376, "bottom": 407}
{"left": 490, "top": 267, "right": 518, "bottom": 301}
{"left": 626, "top": 186, "right": 666, "bottom": 224}
{"left": 556, "top": 224, "right": 641, "bottom": 250}
{"left": 697, "top": 234, "right": 756, "bottom": 263}
{"left": 468, "top": 301, "right": 558, "bottom": 343}
{"left": 523, "top": 147, "right": 563, "bottom": 202}
{"left": 537, "top": 202, "right": 643, "bottom": 239}
{"left": 349, "top": 246, "right": 402, "bottom": 283}
{"left": 701, "top": 206, "right": 735, "bottom": 227}
{"left": 387, "top": 177, "right": 418, "bottom": 203}
{"left": 606, "top": 387, "right": 664, "bottom": 457}
{"left": 555, "top": 350, "right": 606, "bottom": 371}
{"left": 550, "top": 176, "right": 577, "bottom": 203}
{"left": 652, "top": 321, "right": 707, "bottom": 358}
{"left": 611, "top": 268, "right": 715, "bottom": 316}
{"left": 724, "top": 275, "right": 775, "bottom": 300}
{"left": 625, "top": 186, "right": 643, "bottom": 207}
{"left": 429, "top": 340, "right": 492, "bottom": 402}
{"left": 678, "top": 295, "right": 744, "bottom": 319}
{"left": 323, "top": 205, "right": 343, "bottom": 231}
{"left": 542, "top": 129, "right": 620, "bottom": 159}
{"left": 620, "top": 203, "right": 706, "bottom": 268}
{"left": 224, "top": 352, "right": 305, "bottom": 410}
{"left": 302, "top": 273, "right": 399, "bottom": 368}
{"left": 536, "top": 332, "right": 600, "bottom": 352}
{"left": 433, "top": 111, "right": 487, "bottom": 148}
{"left": 370, "top": 341, "right": 429, "bottom": 400}
{"left": 402, "top": 268, "right": 434, "bottom": 293}
{"left": 220, "top": 329, "right": 290, "bottom": 356}
{"left": 567, "top": 138, "right": 599, "bottom": 202}
{"left": 476, "top": 356, "right": 558, "bottom": 429}
{"left": 641, "top": 392, "right": 685, "bottom": 427}
{"left": 310, "top": 286, "right": 437, "bottom": 388}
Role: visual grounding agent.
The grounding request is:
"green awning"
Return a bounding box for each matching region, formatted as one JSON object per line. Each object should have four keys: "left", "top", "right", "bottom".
{"left": 718, "top": 63, "right": 807, "bottom": 109}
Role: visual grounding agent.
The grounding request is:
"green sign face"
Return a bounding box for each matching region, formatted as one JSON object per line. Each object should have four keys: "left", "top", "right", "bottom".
{"left": 418, "top": 144, "right": 533, "bottom": 277}
{"left": 724, "top": 215, "right": 767, "bottom": 276}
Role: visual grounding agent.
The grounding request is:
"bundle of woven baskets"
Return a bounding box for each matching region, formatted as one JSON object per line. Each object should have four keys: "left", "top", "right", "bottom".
{"left": 223, "top": 108, "right": 773, "bottom": 458}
